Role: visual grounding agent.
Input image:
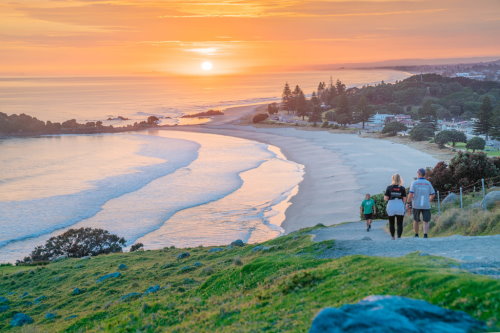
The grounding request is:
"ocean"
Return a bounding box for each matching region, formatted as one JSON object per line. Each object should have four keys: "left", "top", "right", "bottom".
{"left": 0, "top": 69, "right": 411, "bottom": 262}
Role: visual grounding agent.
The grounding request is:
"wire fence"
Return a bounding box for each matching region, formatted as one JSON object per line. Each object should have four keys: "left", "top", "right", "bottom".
{"left": 434, "top": 175, "right": 500, "bottom": 214}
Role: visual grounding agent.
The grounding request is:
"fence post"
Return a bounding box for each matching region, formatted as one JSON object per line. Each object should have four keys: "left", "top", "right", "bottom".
{"left": 437, "top": 191, "right": 441, "bottom": 215}
{"left": 460, "top": 187, "right": 463, "bottom": 209}
{"left": 481, "top": 178, "right": 486, "bottom": 199}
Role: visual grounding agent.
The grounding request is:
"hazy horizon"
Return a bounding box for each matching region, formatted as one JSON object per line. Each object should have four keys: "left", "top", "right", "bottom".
{"left": 2, "top": 0, "right": 499, "bottom": 76}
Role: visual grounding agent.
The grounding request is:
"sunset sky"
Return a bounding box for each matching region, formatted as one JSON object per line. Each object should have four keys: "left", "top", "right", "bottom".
{"left": 1, "top": 0, "right": 499, "bottom": 76}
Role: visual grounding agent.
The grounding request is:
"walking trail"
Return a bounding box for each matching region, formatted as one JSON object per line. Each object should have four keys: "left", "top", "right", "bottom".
{"left": 310, "top": 220, "right": 500, "bottom": 278}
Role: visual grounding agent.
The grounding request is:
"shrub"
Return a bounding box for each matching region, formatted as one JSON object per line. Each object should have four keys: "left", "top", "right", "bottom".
{"left": 382, "top": 122, "right": 407, "bottom": 136}
{"left": 20, "top": 228, "right": 125, "bottom": 263}
{"left": 432, "top": 208, "right": 500, "bottom": 236}
{"left": 130, "top": 243, "right": 144, "bottom": 252}
{"left": 466, "top": 137, "right": 485, "bottom": 152}
{"left": 252, "top": 113, "right": 269, "bottom": 123}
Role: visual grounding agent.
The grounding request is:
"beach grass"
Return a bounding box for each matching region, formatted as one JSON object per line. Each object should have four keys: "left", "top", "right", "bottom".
{"left": 1, "top": 226, "right": 499, "bottom": 332}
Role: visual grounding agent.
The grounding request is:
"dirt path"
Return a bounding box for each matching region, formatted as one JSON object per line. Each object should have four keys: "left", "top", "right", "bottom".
{"left": 310, "top": 220, "right": 500, "bottom": 278}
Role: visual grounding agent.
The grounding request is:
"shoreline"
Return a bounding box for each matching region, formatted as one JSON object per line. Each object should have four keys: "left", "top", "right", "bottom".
{"left": 164, "top": 104, "right": 440, "bottom": 233}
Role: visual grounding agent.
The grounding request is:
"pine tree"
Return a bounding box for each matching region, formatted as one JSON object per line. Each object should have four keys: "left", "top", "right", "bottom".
{"left": 309, "top": 91, "right": 322, "bottom": 124}
{"left": 336, "top": 79, "right": 346, "bottom": 95}
{"left": 356, "top": 96, "right": 371, "bottom": 129}
{"left": 296, "top": 91, "right": 308, "bottom": 120}
{"left": 490, "top": 106, "right": 500, "bottom": 140}
{"left": 281, "top": 83, "right": 292, "bottom": 114}
{"left": 336, "top": 94, "right": 351, "bottom": 126}
{"left": 291, "top": 85, "right": 302, "bottom": 115}
{"left": 474, "top": 96, "right": 493, "bottom": 140}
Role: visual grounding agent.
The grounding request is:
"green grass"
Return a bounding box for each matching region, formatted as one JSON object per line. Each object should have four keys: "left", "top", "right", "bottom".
{"left": 449, "top": 142, "right": 500, "bottom": 157}
{"left": 1, "top": 227, "right": 499, "bottom": 332}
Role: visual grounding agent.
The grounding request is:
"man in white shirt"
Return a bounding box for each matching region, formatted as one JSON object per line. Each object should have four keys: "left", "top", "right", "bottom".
{"left": 407, "top": 168, "right": 435, "bottom": 238}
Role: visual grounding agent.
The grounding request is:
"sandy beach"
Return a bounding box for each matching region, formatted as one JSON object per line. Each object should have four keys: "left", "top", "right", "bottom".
{"left": 163, "top": 104, "right": 440, "bottom": 233}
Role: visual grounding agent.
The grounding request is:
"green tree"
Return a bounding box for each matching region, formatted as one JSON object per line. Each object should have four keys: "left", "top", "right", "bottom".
{"left": 21, "top": 228, "right": 126, "bottom": 263}
{"left": 267, "top": 103, "right": 279, "bottom": 115}
{"left": 490, "top": 106, "right": 500, "bottom": 140}
{"left": 466, "top": 137, "right": 486, "bottom": 152}
{"left": 473, "top": 96, "right": 493, "bottom": 140}
{"left": 336, "top": 94, "right": 351, "bottom": 126}
{"left": 410, "top": 123, "right": 435, "bottom": 141}
{"left": 418, "top": 100, "right": 437, "bottom": 121}
{"left": 147, "top": 116, "right": 160, "bottom": 125}
{"left": 296, "top": 91, "right": 308, "bottom": 120}
{"left": 281, "top": 83, "right": 292, "bottom": 114}
{"left": 382, "top": 122, "right": 407, "bottom": 136}
{"left": 434, "top": 130, "right": 453, "bottom": 148}
{"left": 448, "top": 130, "right": 467, "bottom": 147}
{"left": 355, "top": 96, "right": 372, "bottom": 129}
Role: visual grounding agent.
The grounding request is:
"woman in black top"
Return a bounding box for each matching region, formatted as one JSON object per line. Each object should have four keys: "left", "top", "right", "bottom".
{"left": 384, "top": 174, "right": 407, "bottom": 239}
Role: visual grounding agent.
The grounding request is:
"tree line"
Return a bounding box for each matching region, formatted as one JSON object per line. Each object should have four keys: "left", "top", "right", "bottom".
{"left": 270, "top": 74, "right": 500, "bottom": 140}
{"left": 0, "top": 112, "right": 161, "bottom": 136}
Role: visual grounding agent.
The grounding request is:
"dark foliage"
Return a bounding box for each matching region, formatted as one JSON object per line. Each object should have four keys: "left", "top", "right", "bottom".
{"left": 410, "top": 123, "right": 435, "bottom": 141}
{"left": 252, "top": 113, "right": 269, "bottom": 123}
{"left": 130, "top": 243, "right": 144, "bottom": 252}
{"left": 428, "top": 152, "right": 498, "bottom": 193}
{"left": 382, "top": 122, "right": 407, "bottom": 136}
{"left": 20, "top": 228, "right": 126, "bottom": 263}
{"left": 466, "top": 137, "right": 486, "bottom": 152}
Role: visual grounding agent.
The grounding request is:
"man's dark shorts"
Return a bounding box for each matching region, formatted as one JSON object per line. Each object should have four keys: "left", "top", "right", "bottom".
{"left": 364, "top": 213, "right": 373, "bottom": 220}
{"left": 413, "top": 209, "right": 431, "bottom": 222}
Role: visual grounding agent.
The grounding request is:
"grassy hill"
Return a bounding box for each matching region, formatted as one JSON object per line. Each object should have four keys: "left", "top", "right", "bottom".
{"left": 1, "top": 225, "right": 499, "bottom": 332}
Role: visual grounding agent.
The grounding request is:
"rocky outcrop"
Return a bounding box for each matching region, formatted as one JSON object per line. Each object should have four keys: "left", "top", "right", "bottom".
{"left": 481, "top": 191, "right": 500, "bottom": 210}
{"left": 309, "top": 295, "right": 485, "bottom": 333}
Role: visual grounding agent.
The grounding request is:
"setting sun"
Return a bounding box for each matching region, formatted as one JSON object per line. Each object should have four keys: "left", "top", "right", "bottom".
{"left": 201, "top": 61, "right": 213, "bottom": 71}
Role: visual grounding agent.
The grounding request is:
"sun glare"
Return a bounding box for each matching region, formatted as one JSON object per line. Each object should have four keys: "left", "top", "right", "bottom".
{"left": 201, "top": 61, "right": 213, "bottom": 71}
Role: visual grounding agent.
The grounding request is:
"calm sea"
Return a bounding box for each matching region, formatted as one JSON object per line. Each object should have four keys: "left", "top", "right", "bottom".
{"left": 0, "top": 69, "right": 411, "bottom": 262}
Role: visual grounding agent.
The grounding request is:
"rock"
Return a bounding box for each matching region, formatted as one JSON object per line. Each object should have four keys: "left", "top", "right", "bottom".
{"left": 176, "top": 252, "right": 190, "bottom": 260}
{"left": 230, "top": 239, "right": 245, "bottom": 247}
{"left": 178, "top": 266, "right": 196, "bottom": 273}
{"left": 144, "top": 285, "right": 161, "bottom": 295}
{"left": 309, "top": 295, "right": 486, "bottom": 333}
{"left": 0, "top": 305, "right": 10, "bottom": 313}
{"left": 34, "top": 295, "right": 47, "bottom": 304}
{"left": 51, "top": 255, "right": 68, "bottom": 262}
{"left": 65, "top": 315, "right": 78, "bottom": 320}
{"left": 45, "top": 313, "right": 57, "bottom": 320}
{"left": 481, "top": 191, "right": 500, "bottom": 210}
{"left": 441, "top": 193, "right": 459, "bottom": 206}
{"left": 252, "top": 245, "right": 273, "bottom": 252}
{"left": 80, "top": 256, "right": 91, "bottom": 260}
{"left": 361, "top": 237, "right": 372, "bottom": 241}
{"left": 120, "top": 292, "right": 142, "bottom": 302}
{"left": 10, "top": 313, "right": 34, "bottom": 327}
{"left": 183, "top": 278, "right": 195, "bottom": 284}
{"left": 118, "top": 264, "right": 128, "bottom": 270}
{"left": 71, "top": 288, "right": 84, "bottom": 296}
{"left": 193, "top": 262, "right": 203, "bottom": 267}
{"left": 97, "top": 272, "right": 121, "bottom": 283}
{"left": 0, "top": 296, "right": 9, "bottom": 304}
{"left": 20, "top": 292, "right": 29, "bottom": 298}
{"left": 208, "top": 247, "right": 224, "bottom": 253}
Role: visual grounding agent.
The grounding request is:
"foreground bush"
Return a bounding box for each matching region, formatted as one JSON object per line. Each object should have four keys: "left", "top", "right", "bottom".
{"left": 252, "top": 113, "right": 269, "bottom": 123}
{"left": 20, "top": 228, "right": 126, "bottom": 263}
{"left": 427, "top": 151, "right": 498, "bottom": 193}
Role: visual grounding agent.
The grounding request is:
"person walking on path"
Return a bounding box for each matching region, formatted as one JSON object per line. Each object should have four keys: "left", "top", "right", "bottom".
{"left": 384, "top": 174, "right": 407, "bottom": 240}
{"left": 360, "top": 194, "right": 376, "bottom": 232}
{"left": 407, "top": 168, "right": 435, "bottom": 238}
